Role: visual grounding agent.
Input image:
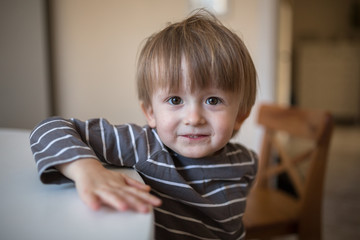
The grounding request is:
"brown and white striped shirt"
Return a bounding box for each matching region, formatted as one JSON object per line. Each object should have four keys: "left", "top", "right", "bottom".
{"left": 30, "top": 117, "right": 257, "bottom": 240}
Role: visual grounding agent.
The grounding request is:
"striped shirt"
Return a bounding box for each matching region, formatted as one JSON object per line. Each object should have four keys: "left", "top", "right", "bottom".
{"left": 30, "top": 117, "right": 258, "bottom": 240}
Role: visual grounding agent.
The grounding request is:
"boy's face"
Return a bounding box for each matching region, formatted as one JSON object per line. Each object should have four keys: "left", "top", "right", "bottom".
{"left": 141, "top": 80, "right": 249, "bottom": 159}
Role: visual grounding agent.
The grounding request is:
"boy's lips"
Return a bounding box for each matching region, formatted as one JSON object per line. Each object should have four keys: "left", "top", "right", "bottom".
{"left": 179, "top": 134, "right": 210, "bottom": 140}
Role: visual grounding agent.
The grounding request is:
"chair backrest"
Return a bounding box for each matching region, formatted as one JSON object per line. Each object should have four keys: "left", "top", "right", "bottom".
{"left": 255, "top": 104, "right": 333, "bottom": 235}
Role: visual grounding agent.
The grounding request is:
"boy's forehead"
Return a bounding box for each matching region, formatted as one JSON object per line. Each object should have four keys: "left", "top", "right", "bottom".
{"left": 150, "top": 56, "right": 239, "bottom": 97}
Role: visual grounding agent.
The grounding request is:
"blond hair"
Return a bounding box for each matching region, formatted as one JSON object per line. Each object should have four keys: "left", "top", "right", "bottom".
{"left": 137, "top": 10, "right": 257, "bottom": 115}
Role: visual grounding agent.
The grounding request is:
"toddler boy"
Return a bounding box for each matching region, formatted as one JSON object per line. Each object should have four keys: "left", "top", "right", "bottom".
{"left": 30, "top": 11, "right": 258, "bottom": 240}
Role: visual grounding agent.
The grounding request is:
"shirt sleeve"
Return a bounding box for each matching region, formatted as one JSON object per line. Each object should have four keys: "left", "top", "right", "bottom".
{"left": 29, "top": 117, "right": 149, "bottom": 184}
{"left": 247, "top": 149, "right": 259, "bottom": 188}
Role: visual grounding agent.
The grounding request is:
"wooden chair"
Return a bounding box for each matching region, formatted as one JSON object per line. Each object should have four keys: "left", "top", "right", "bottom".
{"left": 243, "top": 104, "right": 334, "bottom": 240}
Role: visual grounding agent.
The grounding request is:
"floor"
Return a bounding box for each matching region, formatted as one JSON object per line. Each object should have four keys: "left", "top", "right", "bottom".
{"left": 273, "top": 125, "right": 360, "bottom": 240}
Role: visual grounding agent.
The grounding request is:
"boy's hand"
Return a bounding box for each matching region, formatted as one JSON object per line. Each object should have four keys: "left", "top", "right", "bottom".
{"left": 56, "top": 159, "right": 162, "bottom": 213}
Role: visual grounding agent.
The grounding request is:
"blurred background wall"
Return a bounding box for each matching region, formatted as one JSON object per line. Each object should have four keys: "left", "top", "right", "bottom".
{"left": 1, "top": 0, "right": 360, "bottom": 151}
{"left": 0, "top": 0, "right": 278, "bottom": 151}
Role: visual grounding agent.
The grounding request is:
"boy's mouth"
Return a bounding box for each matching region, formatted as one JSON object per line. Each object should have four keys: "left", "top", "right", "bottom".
{"left": 181, "top": 134, "right": 208, "bottom": 140}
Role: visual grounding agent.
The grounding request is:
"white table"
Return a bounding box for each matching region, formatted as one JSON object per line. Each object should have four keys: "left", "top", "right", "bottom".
{"left": 0, "top": 128, "right": 154, "bottom": 240}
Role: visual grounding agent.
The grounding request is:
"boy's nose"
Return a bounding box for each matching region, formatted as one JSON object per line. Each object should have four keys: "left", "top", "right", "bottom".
{"left": 183, "top": 106, "right": 206, "bottom": 126}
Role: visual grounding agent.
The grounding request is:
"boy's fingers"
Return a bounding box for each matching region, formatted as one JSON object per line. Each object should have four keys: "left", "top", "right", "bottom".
{"left": 97, "top": 189, "right": 129, "bottom": 211}
{"left": 121, "top": 192, "right": 151, "bottom": 213}
{"left": 75, "top": 171, "right": 161, "bottom": 212}
{"left": 123, "top": 186, "right": 162, "bottom": 207}
{"left": 79, "top": 190, "right": 102, "bottom": 211}
{"left": 95, "top": 186, "right": 161, "bottom": 213}
{"left": 123, "top": 175, "right": 151, "bottom": 191}
{"left": 96, "top": 188, "right": 149, "bottom": 212}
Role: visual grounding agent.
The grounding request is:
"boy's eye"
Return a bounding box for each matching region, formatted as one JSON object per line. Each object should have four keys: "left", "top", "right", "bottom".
{"left": 167, "top": 96, "right": 183, "bottom": 105}
{"left": 206, "top": 97, "right": 221, "bottom": 105}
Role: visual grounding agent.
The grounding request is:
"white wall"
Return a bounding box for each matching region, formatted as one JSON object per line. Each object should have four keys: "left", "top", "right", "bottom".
{"left": 233, "top": 0, "right": 278, "bottom": 151}
{"left": 51, "top": 0, "right": 278, "bottom": 152}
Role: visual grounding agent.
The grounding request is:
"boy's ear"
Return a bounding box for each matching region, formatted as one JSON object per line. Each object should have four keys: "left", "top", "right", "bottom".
{"left": 140, "top": 101, "right": 156, "bottom": 128}
{"left": 234, "top": 110, "right": 250, "bottom": 131}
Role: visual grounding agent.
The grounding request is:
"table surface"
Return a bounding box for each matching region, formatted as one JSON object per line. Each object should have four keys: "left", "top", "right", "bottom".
{"left": 0, "top": 128, "right": 154, "bottom": 240}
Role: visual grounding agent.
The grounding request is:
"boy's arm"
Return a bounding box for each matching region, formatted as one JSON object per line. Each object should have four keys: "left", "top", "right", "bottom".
{"left": 30, "top": 117, "right": 161, "bottom": 211}
{"left": 30, "top": 117, "right": 142, "bottom": 183}
{"left": 30, "top": 117, "right": 99, "bottom": 183}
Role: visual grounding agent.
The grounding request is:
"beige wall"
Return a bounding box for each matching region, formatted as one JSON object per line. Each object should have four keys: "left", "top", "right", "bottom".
{"left": 50, "top": 0, "right": 278, "bottom": 151}
{"left": 0, "top": 0, "right": 277, "bottom": 149}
